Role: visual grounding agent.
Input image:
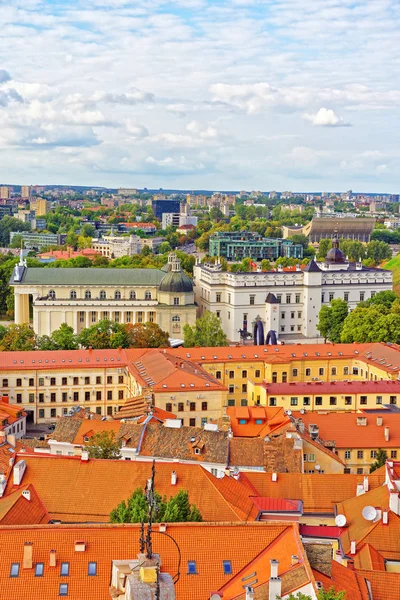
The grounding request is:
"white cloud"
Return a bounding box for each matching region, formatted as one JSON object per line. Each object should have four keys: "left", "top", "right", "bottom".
{"left": 303, "top": 107, "right": 351, "bottom": 127}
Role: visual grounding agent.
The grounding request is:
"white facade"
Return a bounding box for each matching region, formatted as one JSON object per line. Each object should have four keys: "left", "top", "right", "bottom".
{"left": 193, "top": 259, "right": 392, "bottom": 343}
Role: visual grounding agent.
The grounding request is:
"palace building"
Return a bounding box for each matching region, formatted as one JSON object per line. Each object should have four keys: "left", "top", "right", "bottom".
{"left": 10, "top": 252, "right": 196, "bottom": 338}
{"left": 194, "top": 235, "right": 392, "bottom": 343}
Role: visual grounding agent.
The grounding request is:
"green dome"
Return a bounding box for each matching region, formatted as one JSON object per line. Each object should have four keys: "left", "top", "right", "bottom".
{"left": 159, "top": 270, "right": 193, "bottom": 293}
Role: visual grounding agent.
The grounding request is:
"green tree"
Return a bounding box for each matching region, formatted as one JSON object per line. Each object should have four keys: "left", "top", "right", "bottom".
{"left": 261, "top": 259, "right": 272, "bottom": 271}
{"left": 110, "top": 487, "right": 202, "bottom": 523}
{"left": 183, "top": 311, "right": 228, "bottom": 347}
{"left": 85, "top": 431, "right": 122, "bottom": 459}
{"left": 80, "top": 223, "right": 97, "bottom": 238}
{"left": 289, "top": 233, "right": 309, "bottom": 249}
{"left": 283, "top": 589, "right": 346, "bottom": 600}
{"left": 77, "top": 235, "right": 92, "bottom": 249}
{"left": 316, "top": 238, "right": 331, "bottom": 259}
{"left": 317, "top": 299, "right": 348, "bottom": 342}
{"left": 158, "top": 241, "right": 172, "bottom": 254}
{"left": 51, "top": 323, "right": 79, "bottom": 350}
{"left": 77, "top": 319, "right": 129, "bottom": 349}
{"left": 370, "top": 449, "right": 388, "bottom": 473}
{"left": 9, "top": 234, "right": 25, "bottom": 249}
{"left": 0, "top": 323, "right": 36, "bottom": 351}
{"left": 126, "top": 322, "right": 169, "bottom": 348}
{"left": 0, "top": 216, "right": 30, "bottom": 246}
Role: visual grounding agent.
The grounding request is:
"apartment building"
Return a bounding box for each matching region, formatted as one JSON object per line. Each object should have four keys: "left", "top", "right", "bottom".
{"left": 209, "top": 231, "right": 303, "bottom": 261}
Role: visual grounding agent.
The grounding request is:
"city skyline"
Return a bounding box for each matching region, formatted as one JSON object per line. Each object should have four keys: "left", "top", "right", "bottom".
{"left": 1, "top": 0, "right": 400, "bottom": 191}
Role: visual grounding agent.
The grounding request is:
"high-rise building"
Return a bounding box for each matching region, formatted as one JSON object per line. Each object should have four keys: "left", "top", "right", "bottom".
{"left": 0, "top": 186, "right": 9, "bottom": 199}
{"left": 21, "top": 186, "right": 31, "bottom": 199}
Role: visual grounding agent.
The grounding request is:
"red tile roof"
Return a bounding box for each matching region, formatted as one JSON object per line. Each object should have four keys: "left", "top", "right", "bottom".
{"left": 264, "top": 380, "right": 400, "bottom": 395}
{"left": 0, "top": 484, "right": 49, "bottom": 525}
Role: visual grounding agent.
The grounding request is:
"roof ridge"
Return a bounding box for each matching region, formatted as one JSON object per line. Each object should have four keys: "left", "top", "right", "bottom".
{"left": 200, "top": 467, "right": 252, "bottom": 522}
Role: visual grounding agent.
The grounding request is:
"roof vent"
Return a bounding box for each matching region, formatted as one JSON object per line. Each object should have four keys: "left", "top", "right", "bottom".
{"left": 356, "top": 417, "right": 367, "bottom": 426}
{"left": 171, "top": 471, "right": 177, "bottom": 486}
{"left": 376, "top": 417, "right": 383, "bottom": 426}
{"left": 164, "top": 419, "right": 182, "bottom": 429}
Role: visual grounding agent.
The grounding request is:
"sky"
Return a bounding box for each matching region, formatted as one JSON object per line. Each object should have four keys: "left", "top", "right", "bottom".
{"left": 1, "top": 0, "right": 400, "bottom": 192}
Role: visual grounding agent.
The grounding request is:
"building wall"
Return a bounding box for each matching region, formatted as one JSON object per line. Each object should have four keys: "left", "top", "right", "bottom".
{"left": 155, "top": 389, "right": 227, "bottom": 428}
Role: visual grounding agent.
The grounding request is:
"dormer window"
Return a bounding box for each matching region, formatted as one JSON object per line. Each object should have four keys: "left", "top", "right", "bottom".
{"left": 194, "top": 448, "right": 201, "bottom": 455}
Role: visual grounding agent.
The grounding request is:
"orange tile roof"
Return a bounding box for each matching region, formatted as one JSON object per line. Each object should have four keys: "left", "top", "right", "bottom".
{"left": 355, "top": 543, "right": 386, "bottom": 571}
{"left": 72, "top": 421, "right": 121, "bottom": 445}
{"left": 312, "top": 561, "right": 370, "bottom": 600}
{"left": 4, "top": 456, "right": 248, "bottom": 523}
{"left": 355, "top": 570, "right": 400, "bottom": 600}
{"left": 226, "top": 406, "right": 285, "bottom": 438}
{"left": 0, "top": 348, "right": 129, "bottom": 371}
{"left": 246, "top": 472, "right": 386, "bottom": 515}
{"left": 0, "top": 484, "right": 49, "bottom": 525}
{"left": 0, "top": 522, "right": 292, "bottom": 600}
{"left": 292, "top": 411, "right": 400, "bottom": 449}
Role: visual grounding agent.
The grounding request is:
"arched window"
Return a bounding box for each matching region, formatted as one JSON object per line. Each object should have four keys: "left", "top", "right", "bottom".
{"left": 115, "top": 290, "right": 121, "bottom": 300}
{"left": 85, "top": 290, "right": 91, "bottom": 300}
{"left": 70, "top": 290, "right": 77, "bottom": 299}
{"left": 172, "top": 315, "right": 180, "bottom": 322}
{"left": 99, "top": 290, "right": 106, "bottom": 300}
{"left": 130, "top": 291, "right": 136, "bottom": 300}
{"left": 49, "top": 290, "right": 56, "bottom": 299}
{"left": 145, "top": 290, "right": 152, "bottom": 300}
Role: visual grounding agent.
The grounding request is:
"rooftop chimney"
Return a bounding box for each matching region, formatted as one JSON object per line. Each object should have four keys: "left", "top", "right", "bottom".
{"left": 7, "top": 433, "right": 16, "bottom": 447}
{"left": 271, "top": 472, "right": 278, "bottom": 482}
{"left": 347, "top": 559, "right": 355, "bottom": 571}
{"left": 23, "top": 542, "right": 33, "bottom": 569}
{"left": 363, "top": 476, "right": 369, "bottom": 492}
{"left": 356, "top": 483, "right": 365, "bottom": 497}
{"left": 385, "top": 427, "right": 390, "bottom": 442}
{"left": 171, "top": 471, "right": 177, "bottom": 485}
{"left": 383, "top": 509, "right": 389, "bottom": 525}
{"left": 13, "top": 460, "right": 26, "bottom": 485}
{"left": 376, "top": 417, "right": 383, "bottom": 427}
{"left": 49, "top": 550, "right": 56, "bottom": 567}
{"left": 269, "top": 559, "right": 281, "bottom": 600}
{"left": 291, "top": 555, "right": 299, "bottom": 566}
{"left": 0, "top": 431, "right": 6, "bottom": 444}
{"left": 350, "top": 540, "right": 356, "bottom": 555}
{"left": 81, "top": 451, "right": 89, "bottom": 462}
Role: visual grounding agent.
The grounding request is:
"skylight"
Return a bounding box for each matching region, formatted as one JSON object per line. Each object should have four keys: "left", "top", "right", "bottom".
{"left": 59, "top": 583, "right": 68, "bottom": 596}
{"left": 88, "top": 562, "right": 97, "bottom": 576}
{"left": 10, "top": 563, "right": 19, "bottom": 577}
{"left": 60, "top": 563, "right": 69, "bottom": 576}
{"left": 35, "top": 563, "right": 44, "bottom": 577}
{"left": 223, "top": 560, "right": 232, "bottom": 575}
{"left": 188, "top": 561, "right": 197, "bottom": 574}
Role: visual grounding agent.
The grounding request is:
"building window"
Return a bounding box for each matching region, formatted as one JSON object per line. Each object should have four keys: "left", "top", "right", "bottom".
{"left": 85, "top": 391, "right": 90, "bottom": 402}
{"left": 145, "top": 291, "right": 152, "bottom": 300}
{"left": 303, "top": 397, "right": 310, "bottom": 406}
{"left": 269, "top": 397, "right": 277, "bottom": 406}
{"left": 216, "top": 293, "right": 221, "bottom": 303}
{"left": 319, "top": 368, "right": 324, "bottom": 376}
{"left": 16, "top": 393, "right": 22, "bottom": 403}
{"left": 73, "top": 392, "right": 79, "bottom": 402}
{"left": 286, "top": 294, "right": 291, "bottom": 304}
{"left": 114, "top": 311, "right": 120, "bottom": 323}
{"left": 229, "top": 385, "right": 234, "bottom": 394}
{"left": 228, "top": 293, "right": 231, "bottom": 303}
{"left": 241, "top": 399, "right": 248, "bottom": 406}
{"left": 360, "top": 396, "right": 367, "bottom": 405}
{"left": 107, "top": 376, "right": 113, "bottom": 384}
{"left": 376, "top": 396, "right": 382, "bottom": 404}
{"left": 35, "top": 563, "right": 44, "bottom": 577}
{"left": 62, "top": 393, "right": 67, "bottom": 402}
{"left": 295, "top": 294, "right": 300, "bottom": 304}
{"left": 107, "top": 391, "right": 112, "bottom": 401}
{"left": 390, "top": 396, "right": 397, "bottom": 405}
{"left": 70, "top": 290, "right": 77, "bottom": 299}
{"left": 166, "top": 403, "right": 172, "bottom": 412}
{"left": 29, "top": 393, "right": 34, "bottom": 403}
{"left": 59, "top": 583, "right": 68, "bottom": 596}
{"left": 250, "top": 295, "right": 255, "bottom": 305}
{"left": 344, "top": 451, "right": 351, "bottom": 459}
{"left": 96, "top": 376, "right": 101, "bottom": 385}
{"left": 290, "top": 397, "right": 298, "bottom": 406}
{"left": 202, "top": 402, "right": 208, "bottom": 411}
{"left": 308, "top": 454, "right": 316, "bottom": 462}
{"left": 228, "top": 399, "right": 235, "bottom": 406}
{"left": 329, "top": 292, "right": 334, "bottom": 301}
{"left": 51, "top": 409, "right": 56, "bottom": 418}
{"left": 229, "top": 371, "right": 234, "bottom": 379}
{"left": 79, "top": 311, "right": 85, "bottom": 323}
{"left": 281, "top": 312, "right": 286, "bottom": 319}
{"left": 255, "top": 370, "right": 261, "bottom": 378}
{"left": 391, "top": 451, "right": 397, "bottom": 459}
{"left": 173, "top": 297, "right": 180, "bottom": 305}
{"left": 330, "top": 396, "right": 337, "bottom": 406}
{"left": 282, "top": 372, "right": 287, "bottom": 383}
{"left": 345, "top": 396, "right": 352, "bottom": 405}
{"left": 178, "top": 402, "right": 184, "bottom": 412}
{"left": 50, "top": 377, "right": 56, "bottom": 386}
{"left": 2, "top": 379, "right": 8, "bottom": 387}
{"left": 16, "top": 378, "right": 22, "bottom": 387}
{"left": 39, "top": 409, "right": 44, "bottom": 419}
{"left": 118, "top": 390, "right": 124, "bottom": 400}
{"left": 242, "top": 370, "right": 247, "bottom": 379}
{"left": 190, "top": 402, "right": 196, "bottom": 411}
{"left": 96, "top": 391, "right": 101, "bottom": 401}
{"left": 88, "top": 562, "right": 97, "bottom": 576}
{"left": 49, "top": 290, "right": 56, "bottom": 299}
{"left": 321, "top": 293, "right": 325, "bottom": 303}
{"left": 352, "top": 367, "right": 359, "bottom": 375}
{"left": 357, "top": 450, "right": 364, "bottom": 459}
{"left": 73, "top": 377, "right": 79, "bottom": 385}
{"left": 276, "top": 295, "right": 281, "bottom": 303}
{"left": 357, "top": 468, "right": 364, "bottom": 474}
{"left": 107, "top": 407, "right": 113, "bottom": 416}
{"left": 115, "top": 290, "right": 121, "bottom": 300}
{"left": 85, "top": 290, "right": 91, "bottom": 300}
{"left": 187, "top": 561, "right": 197, "bottom": 575}
{"left": 189, "top": 418, "right": 196, "bottom": 427}
{"left": 344, "top": 367, "right": 349, "bottom": 375}
{"left": 331, "top": 367, "right": 337, "bottom": 376}
{"left": 39, "top": 393, "right": 44, "bottom": 403}
{"left": 344, "top": 292, "right": 349, "bottom": 302}
{"left": 62, "top": 377, "right": 67, "bottom": 385}
{"left": 216, "top": 311, "right": 221, "bottom": 318}
{"left": 215, "top": 371, "right": 222, "bottom": 379}
{"left": 291, "top": 312, "right": 295, "bottom": 319}
{"left": 223, "top": 560, "right": 232, "bottom": 575}
{"left": 51, "top": 393, "right": 56, "bottom": 402}
{"left": 242, "top": 384, "right": 247, "bottom": 393}
{"left": 272, "top": 372, "right": 277, "bottom": 383}
{"left": 228, "top": 311, "right": 230, "bottom": 320}
{"left": 371, "top": 450, "right": 377, "bottom": 459}
{"left": 100, "top": 290, "right": 106, "bottom": 300}
{"left": 91, "top": 311, "right": 97, "bottom": 323}
{"left": 344, "top": 468, "right": 351, "bottom": 474}
{"left": 60, "top": 563, "right": 69, "bottom": 576}
{"left": 38, "top": 378, "right": 44, "bottom": 386}
{"left": 360, "top": 292, "right": 365, "bottom": 301}
{"left": 137, "top": 311, "right": 143, "bottom": 323}
{"left": 10, "top": 563, "right": 19, "bottom": 577}
{"left": 315, "top": 396, "right": 322, "bottom": 406}
{"left": 292, "top": 368, "right": 298, "bottom": 377}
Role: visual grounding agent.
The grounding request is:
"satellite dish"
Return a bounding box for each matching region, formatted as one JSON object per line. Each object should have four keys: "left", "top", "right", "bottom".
{"left": 362, "top": 506, "right": 377, "bottom": 521}
{"left": 287, "top": 409, "right": 292, "bottom": 416}
{"left": 335, "top": 514, "right": 347, "bottom": 527}
{"left": 300, "top": 408, "right": 305, "bottom": 414}
{"left": 210, "top": 595, "right": 222, "bottom": 600}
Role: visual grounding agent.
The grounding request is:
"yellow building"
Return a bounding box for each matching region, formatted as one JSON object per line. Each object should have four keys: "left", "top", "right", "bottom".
{"left": 0, "top": 186, "right": 9, "bottom": 199}
{"left": 31, "top": 198, "right": 50, "bottom": 216}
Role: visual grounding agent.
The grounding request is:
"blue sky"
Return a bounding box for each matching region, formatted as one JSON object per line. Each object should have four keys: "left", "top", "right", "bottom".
{"left": 0, "top": 0, "right": 400, "bottom": 191}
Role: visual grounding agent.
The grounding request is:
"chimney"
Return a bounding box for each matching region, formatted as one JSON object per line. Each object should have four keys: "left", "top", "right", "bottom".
{"left": 376, "top": 417, "right": 383, "bottom": 426}
{"left": 171, "top": 471, "right": 177, "bottom": 485}
{"left": 291, "top": 555, "right": 299, "bottom": 566}
{"left": 271, "top": 472, "right": 278, "bottom": 482}
{"left": 334, "top": 550, "right": 342, "bottom": 563}
{"left": 49, "top": 550, "right": 57, "bottom": 567}
{"left": 75, "top": 541, "right": 86, "bottom": 552}
{"left": 81, "top": 451, "right": 89, "bottom": 462}
{"left": 363, "top": 476, "right": 369, "bottom": 492}
{"left": 269, "top": 559, "right": 281, "bottom": 600}
{"left": 23, "top": 542, "right": 33, "bottom": 569}
{"left": 13, "top": 460, "right": 26, "bottom": 485}
{"left": 7, "top": 433, "right": 16, "bottom": 447}
{"left": 350, "top": 540, "right": 356, "bottom": 555}
{"left": 383, "top": 509, "right": 389, "bottom": 525}
{"left": 374, "top": 507, "right": 382, "bottom": 522}
{"left": 0, "top": 431, "right": 6, "bottom": 444}
{"left": 385, "top": 427, "right": 390, "bottom": 442}
{"left": 356, "top": 483, "right": 365, "bottom": 497}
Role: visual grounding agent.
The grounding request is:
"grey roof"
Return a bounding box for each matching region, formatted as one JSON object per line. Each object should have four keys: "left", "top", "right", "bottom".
{"left": 159, "top": 270, "right": 193, "bottom": 293}
{"left": 11, "top": 267, "right": 166, "bottom": 286}
{"left": 265, "top": 292, "right": 278, "bottom": 303}
{"left": 303, "top": 260, "right": 322, "bottom": 272}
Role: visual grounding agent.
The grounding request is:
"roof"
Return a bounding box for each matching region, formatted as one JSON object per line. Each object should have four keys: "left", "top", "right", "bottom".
{"left": 11, "top": 267, "right": 166, "bottom": 286}
{"left": 0, "top": 522, "right": 294, "bottom": 600}
{"left": 114, "top": 396, "right": 153, "bottom": 420}
{"left": 227, "top": 406, "right": 284, "bottom": 437}
{"left": 159, "top": 269, "right": 193, "bottom": 293}
{"left": 246, "top": 471, "right": 386, "bottom": 515}
{"left": 4, "top": 456, "right": 248, "bottom": 523}
{"left": 355, "top": 570, "right": 400, "bottom": 600}
{"left": 251, "top": 497, "right": 302, "bottom": 513}
{"left": 266, "top": 380, "right": 400, "bottom": 396}
{"left": 0, "top": 484, "right": 49, "bottom": 525}
{"left": 291, "top": 411, "right": 400, "bottom": 448}
{"left": 312, "top": 561, "right": 370, "bottom": 600}
{"left": 303, "top": 259, "right": 322, "bottom": 272}
{"left": 229, "top": 437, "right": 264, "bottom": 467}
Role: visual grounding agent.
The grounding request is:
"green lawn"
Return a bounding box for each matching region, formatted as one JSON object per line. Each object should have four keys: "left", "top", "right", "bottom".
{"left": 382, "top": 254, "right": 400, "bottom": 295}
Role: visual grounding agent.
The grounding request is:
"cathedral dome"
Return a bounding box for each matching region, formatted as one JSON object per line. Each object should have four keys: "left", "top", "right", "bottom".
{"left": 159, "top": 253, "right": 193, "bottom": 293}
{"left": 325, "top": 233, "right": 345, "bottom": 263}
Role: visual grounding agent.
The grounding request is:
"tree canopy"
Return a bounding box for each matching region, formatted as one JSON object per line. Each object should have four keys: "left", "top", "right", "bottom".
{"left": 85, "top": 431, "right": 122, "bottom": 460}
{"left": 370, "top": 449, "right": 388, "bottom": 473}
{"left": 317, "top": 299, "right": 348, "bottom": 342}
{"left": 183, "top": 310, "right": 228, "bottom": 347}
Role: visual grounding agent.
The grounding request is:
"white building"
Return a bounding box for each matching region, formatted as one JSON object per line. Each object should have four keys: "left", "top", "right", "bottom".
{"left": 91, "top": 234, "right": 143, "bottom": 258}
{"left": 193, "top": 237, "right": 392, "bottom": 343}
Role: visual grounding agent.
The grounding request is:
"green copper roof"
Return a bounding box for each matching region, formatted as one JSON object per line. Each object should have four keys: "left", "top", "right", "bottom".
{"left": 12, "top": 267, "right": 166, "bottom": 286}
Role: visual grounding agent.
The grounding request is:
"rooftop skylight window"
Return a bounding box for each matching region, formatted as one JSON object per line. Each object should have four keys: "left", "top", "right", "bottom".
{"left": 60, "top": 563, "right": 69, "bottom": 576}
{"left": 223, "top": 560, "right": 232, "bottom": 575}
{"left": 59, "top": 583, "right": 68, "bottom": 596}
{"left": 88, "top": 562, "right": 97, "bottom": 576}
{"left": 187, "top": 561, "right": 197, "bottom": 575}
{"left": 10, "top": 563, "right": 19, "bottom": 578}
{"left": 35, "top": 563, "right": 44, "bottom": 577}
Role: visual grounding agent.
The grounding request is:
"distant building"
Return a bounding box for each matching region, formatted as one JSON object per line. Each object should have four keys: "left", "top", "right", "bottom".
{"left": 10, "top": 231, "right": 66, "bottom": 249}
{"left": 117, "top": 188, "right": 138, "bottom": 196}
{"left": 0, "top": 186, "right": 9, "bottom": 199}
{"left": 162, "top": 212, "right": 198, "bottom": 229}
{"left": 15, "top": 210, "right": 36, "bottom": 230}
{"left": 152, "top": 198, "right": 181, "bottom": 219}
{"left": 208, "top": 231, "right": 303, "bottom": 261}
{"left": 31, "top": 198, "right": 50, "bottom": 216}
{"left": 92, "top": 234, "right": 144, "bottom": 258}
{"left": 119, "top": 222, "right": 157, "bottom": 234}
{"left": 282, "top": 217, "right": 376, "bottom": 243}
{"left": 21, "top": 186, "right": 31, "bottom": 199}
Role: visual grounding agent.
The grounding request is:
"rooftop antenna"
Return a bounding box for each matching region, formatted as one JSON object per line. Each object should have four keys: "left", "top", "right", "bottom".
{"left": 145, "top": 460, "right": 157, "bottom": 559}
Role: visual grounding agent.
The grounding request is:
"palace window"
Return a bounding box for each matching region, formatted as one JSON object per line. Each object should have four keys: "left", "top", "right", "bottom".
{"left": 49, "top": 290, "right": 56, "bottom": 299}
{"left": 70, "top": 290, "right": 76, "bottom": 299}
{"left": 115, "top": 290, "right": 121, "bottom": 300}
{"left": 130, "top": 291, "right": 136, "bottom": 300}
{"left": 99, "top": 290, "right": 106, "bottom": 300}
{"left": 145, "top": 291, "right": 152, "bottom": 300}
{"left": 85, "top": 290, "right": 91, "bottom": 299}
